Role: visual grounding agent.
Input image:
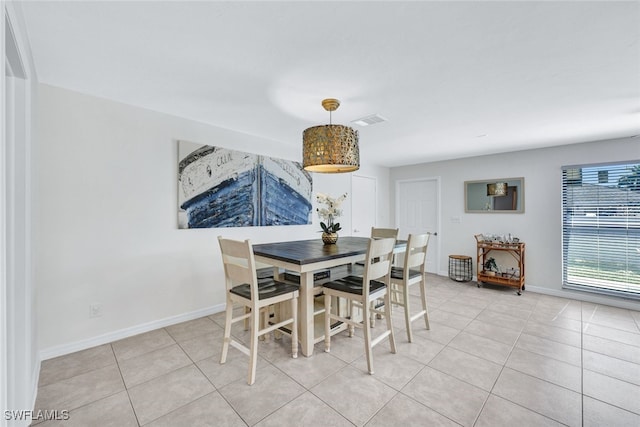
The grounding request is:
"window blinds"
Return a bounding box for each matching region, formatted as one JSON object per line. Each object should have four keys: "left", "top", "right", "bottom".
{"left": 562, "top": 161, "right": 640, "bottom": 299}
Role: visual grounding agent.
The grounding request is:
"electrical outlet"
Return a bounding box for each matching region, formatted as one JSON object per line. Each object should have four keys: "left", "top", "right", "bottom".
{"left": 89, "top": 303, "right": 103, "bottom": 318}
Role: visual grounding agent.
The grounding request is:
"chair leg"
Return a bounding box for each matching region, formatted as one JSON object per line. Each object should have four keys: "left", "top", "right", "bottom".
{"left": 419, "top": 280, "right": 430, "bottom": 330}
{"left": 343, "top": 298, "right": 349, "bottom": 327}
{"left": 291, "top": 296, "right": 298, "bottom": 358}
{"left": 324, "top": 293, "right": 332, "bottom": 353}
{"left": 403, "top": 285, "right": 414, "bottom": 343}
{"left": 348, "top": 300, "right": 355, "bottom": 337}
{"left": 369, "top": 301, "right": 377, "bottom": 328}
{"left": 384, "top": 291, "right": 397, "bottom": 354}
{"left": 220, "top": 297, "right": 234, "bottom": 364}
{"left": 243, "top": 306, "right": 250, "bottom": 331}
{"left": 375, "top": 297, "right": 384, "bottom": 322}
{"left": 332, "top": 295, "right": 341, "bottom": 317}
{"left": 347, "top": 299, "right": 360, "bottom": 338}
{"left": 363, "top": 301, "right": 374, "bottom": 374}
{"left": 391, "top": 283, "right": 400, "bottom": 306}
{"left": 248, "top": 308, "right": 260, "bottom": 385}
{"left": 274, "top": 302, "right": 283, "bottom": 340}
{"left": 260, "top": 307, "right": 269, "bottom": 342}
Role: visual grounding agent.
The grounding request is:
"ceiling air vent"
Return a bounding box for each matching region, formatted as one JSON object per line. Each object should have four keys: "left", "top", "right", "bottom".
{"left": 351, "top": 114, "right": 387, "bottom": 127}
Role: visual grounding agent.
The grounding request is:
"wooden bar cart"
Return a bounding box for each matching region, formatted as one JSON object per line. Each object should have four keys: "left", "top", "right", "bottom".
{"left": 475, "top": 235, "right": 526, "bottom": 295}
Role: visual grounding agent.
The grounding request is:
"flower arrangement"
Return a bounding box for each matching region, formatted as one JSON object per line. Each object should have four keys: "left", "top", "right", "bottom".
{"left": 316, "top": 192, "right": 347, "bottom": 234}
{"left": 484, "top": 257, "right": 498, "bottom": 272}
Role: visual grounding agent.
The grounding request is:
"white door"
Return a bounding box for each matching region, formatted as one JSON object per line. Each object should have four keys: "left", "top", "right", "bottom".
{"left": 351, "top": 175, "right": 376, "bottom": 237}
{"left": 396, "top": 178, "right": 439, "bottom": 273}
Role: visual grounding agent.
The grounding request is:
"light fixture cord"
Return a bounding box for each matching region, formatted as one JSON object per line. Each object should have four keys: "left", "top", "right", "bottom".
{"left": 329, "top": 110, "right": 332, "bottom": 125}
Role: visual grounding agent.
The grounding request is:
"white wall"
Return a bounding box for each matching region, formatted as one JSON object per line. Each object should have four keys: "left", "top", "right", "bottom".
{"left": 390, "top": 136, "right": 640, "bottom": 310}
{"left": 35, "top": 80, "right": 637, "bottom": 359}
{"left": 35, "top": 84, "right": 390, "bottom": 357}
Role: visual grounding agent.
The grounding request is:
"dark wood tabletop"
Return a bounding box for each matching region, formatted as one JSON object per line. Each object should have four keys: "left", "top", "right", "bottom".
{"left": 253, "top": 236, "right": 405, "bottom": 265}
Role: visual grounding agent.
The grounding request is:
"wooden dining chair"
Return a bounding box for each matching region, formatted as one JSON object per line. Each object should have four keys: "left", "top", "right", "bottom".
{"left": 389, "top": 233, "right": 431, "bottom": 342}
{"left": 218, "top": 237, "right": 299, "bottom": 385}
{"left": 322, "top": 237, "right": 397, "bottom": 375}
{"left": 354, "top": 228, "right": 398, "bottom": 268}
{"left": 371, "top": 227, "right": 399, "bottom": 240}
{"left": 366, "top": 228, "right": 398, "bottom": 326}
{"left": 356, "top": 228, "right": 399, "bottom": 264}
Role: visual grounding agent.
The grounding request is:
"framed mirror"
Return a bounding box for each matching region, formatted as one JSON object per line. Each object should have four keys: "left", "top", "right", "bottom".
{"left": 465, "top": 177, "right": 525, "bottom": 213}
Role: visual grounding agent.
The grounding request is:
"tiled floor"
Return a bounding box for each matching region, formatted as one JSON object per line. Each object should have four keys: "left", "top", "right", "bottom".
{"left": 33, "top": 274, "right": 640, "bottom": 426}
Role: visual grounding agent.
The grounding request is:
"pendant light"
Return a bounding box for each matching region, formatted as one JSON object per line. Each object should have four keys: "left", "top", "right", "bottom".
{"left": 302, "top": 98, "right": 360, "bottom": 173}
{"left": 487, "top": 182, "right": 508, "bottom": 196}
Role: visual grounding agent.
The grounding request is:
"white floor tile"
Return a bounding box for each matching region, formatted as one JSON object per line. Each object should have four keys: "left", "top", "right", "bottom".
{"left": 32, "top": 277, "right": 640, "bottom": 427}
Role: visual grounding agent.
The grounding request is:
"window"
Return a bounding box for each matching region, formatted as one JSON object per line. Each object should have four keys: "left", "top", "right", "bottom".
{"left": 562, "top": 162, "right": 640, "bottom": 299}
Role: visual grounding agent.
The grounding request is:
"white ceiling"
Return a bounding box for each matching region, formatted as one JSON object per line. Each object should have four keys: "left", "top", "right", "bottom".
{"left": 19, "top": 1, "right": 640, "bottom": 167}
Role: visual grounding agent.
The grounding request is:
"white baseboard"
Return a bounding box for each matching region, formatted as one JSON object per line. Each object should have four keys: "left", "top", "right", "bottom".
{"left": 524, "top": 285, "right": 640, "bottom": 311}
{"left": 435, "top": 270, "right": 639, "bottom": 311}
{"left": 39, "top": 304, "right": 226, "bottom": 361}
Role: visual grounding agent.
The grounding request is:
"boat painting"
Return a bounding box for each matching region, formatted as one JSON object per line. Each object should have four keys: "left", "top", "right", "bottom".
{"left": 259, "top": 155, "right": 312, "bottom": 226}
{"left": 178, "top": 140, "right": 312, "bottom": 229}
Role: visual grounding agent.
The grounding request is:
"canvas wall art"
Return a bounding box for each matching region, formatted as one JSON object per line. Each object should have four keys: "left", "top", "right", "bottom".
{"left": 178, "top": 140, "right": 313, "bottom": 229}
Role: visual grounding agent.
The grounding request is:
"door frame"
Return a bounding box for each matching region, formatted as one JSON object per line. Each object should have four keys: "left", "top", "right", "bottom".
{"left": 2, "top": 8, "right": 10, "bottom": 419}
{"left": 395, "top": 177, "right": 441, "bottom": 275}
{"left": 3, "top": 3, "right": 36, "bottom": 422}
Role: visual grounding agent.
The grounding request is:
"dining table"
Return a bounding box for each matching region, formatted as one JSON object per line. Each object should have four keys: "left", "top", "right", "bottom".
{"left": 253, "top": 236, "right": 406, "bottom": 357}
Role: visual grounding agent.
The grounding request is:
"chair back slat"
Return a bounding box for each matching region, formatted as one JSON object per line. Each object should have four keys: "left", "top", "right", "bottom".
{"left": 225, "top": 263, "right": 254, "bottom": 285}
{"left": 369, "top": 236, "right": 396, "bottom": 260}
{"left": 218, "top": 237, "right": 259, "bottom": 299}
{"left": 404, "top": 233, "right": 430, "bottom": 274}
{"left": 407, "top": 252, "right": 425, "bottom": 269}
{"left": 219, "top": 237, "right": 252, "bottom": 259}
{"left": 368, "top": 258, "right": 391, "bottom": 281}
{"left": 370, "top": 227, "right": 399, "bottom": 240}
{"left": 362, "top": 237, "right": 395, "bottom": 297}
